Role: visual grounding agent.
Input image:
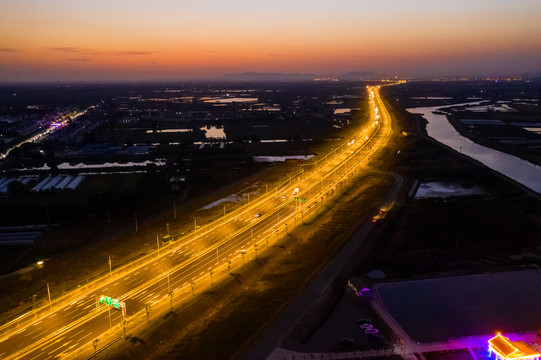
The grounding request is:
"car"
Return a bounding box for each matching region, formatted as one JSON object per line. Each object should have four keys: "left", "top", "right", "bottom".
{"left": 360, "top": 323, "right": 373, "bottom": 329}
{"left": 254, "top": 213, "right": 261, "bottom": 218}
{"left": 339, "top": 337, "right": 356, "bottom": 345}
{"left": 357, "top": 318, "right": 372, "bottom": 325}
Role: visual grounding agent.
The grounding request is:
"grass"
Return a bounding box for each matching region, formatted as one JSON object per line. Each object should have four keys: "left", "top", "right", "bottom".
{"left": 364, "top": 91, "right": 541, "bottom": 281}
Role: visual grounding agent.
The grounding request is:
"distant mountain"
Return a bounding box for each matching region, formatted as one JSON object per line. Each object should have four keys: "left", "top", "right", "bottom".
{"left": 223, "top": 72, "right": 317, "bottom": 82}
{"left": 223, "top": 71, "right": 387, "bottom": 82}
{"left": 338, "top": 71, "right": 382, "bottom": 80}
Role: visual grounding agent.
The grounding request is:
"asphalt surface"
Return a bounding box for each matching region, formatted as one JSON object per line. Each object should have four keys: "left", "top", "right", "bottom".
{"left": 0, "top": 86, "right": 392, "bottom": 360}
{"left": 241, "top": 85, "right": 403, "bottom": 360}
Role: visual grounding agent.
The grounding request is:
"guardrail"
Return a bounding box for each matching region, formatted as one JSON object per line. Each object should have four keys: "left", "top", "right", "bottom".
{"left": 1, "top": 87, "right": 392, "bottom": 358}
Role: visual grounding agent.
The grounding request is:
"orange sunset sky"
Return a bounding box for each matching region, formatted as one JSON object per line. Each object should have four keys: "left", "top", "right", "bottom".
{"left": 1, "top": 0, "right": 540, "bottom": 82}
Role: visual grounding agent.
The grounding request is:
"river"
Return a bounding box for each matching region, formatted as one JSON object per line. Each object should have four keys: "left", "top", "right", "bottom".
{"left": 407, "top": 102, "right": 541, "bottom": 194}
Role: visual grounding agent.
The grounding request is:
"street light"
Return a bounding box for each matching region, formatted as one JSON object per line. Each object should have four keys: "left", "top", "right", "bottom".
{"left": 162, "top": 267, "right": 171, "bottom": 295}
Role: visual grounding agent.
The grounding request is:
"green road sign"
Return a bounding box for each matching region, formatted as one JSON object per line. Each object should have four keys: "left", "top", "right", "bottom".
{"left": 99, "top": 295, "right": 120, "bottom": 309}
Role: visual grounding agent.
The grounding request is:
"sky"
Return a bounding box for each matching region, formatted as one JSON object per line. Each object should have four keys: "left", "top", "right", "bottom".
{"left": 1, "top": 0, "right": 540, "bottom": 82}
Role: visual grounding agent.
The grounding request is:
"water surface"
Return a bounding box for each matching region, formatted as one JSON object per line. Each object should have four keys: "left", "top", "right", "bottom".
{"left": 407, "top": 103, "right": 541, "bottom": 194}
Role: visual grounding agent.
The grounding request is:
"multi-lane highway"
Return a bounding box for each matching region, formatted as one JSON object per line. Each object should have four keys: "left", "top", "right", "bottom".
{"left": 0, "top": 85, "right": 392, "bottom": 360}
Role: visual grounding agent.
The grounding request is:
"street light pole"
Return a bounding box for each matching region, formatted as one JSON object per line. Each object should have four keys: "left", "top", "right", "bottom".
{"left": 167, "top": 271, "right": 170, "bottom": 294}
{"left": 134, "top": 210, "right": 138, "bottom": 233}
{"left": 108, "top": 256, "right": 112, "bottom": 280}
{"left": 157, "top": 234, "right": 160, "bottom": 256}
{"left": 47, "top": 282, "right": 52, "bottom": 310}
{"left": 108, "top": 306, "right": 112, "bottom": 328}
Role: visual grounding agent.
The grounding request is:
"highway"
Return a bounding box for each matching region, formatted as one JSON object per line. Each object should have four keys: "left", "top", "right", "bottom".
{"left": 0, "top": 108, "right": 91, "bottom": 160}
{"left": 0, "top": 86, "right": 392, "bottom": 359}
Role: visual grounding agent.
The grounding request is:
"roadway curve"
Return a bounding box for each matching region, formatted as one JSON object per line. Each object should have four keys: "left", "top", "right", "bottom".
{"left": 0, "top": 86, "right": 393, "bottom": 360}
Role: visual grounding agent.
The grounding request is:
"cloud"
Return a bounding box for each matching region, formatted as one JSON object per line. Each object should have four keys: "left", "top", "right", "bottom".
{"left": 204, "top": 50, "right": 216, "bottom": 53}
{"left": 48, "top": 47, "right": 82, "bottom": 53}
{"left": 47, "top": 47, "right": 154, "bottom": 56}
{"left": 65, "top": 58, "right": 93, "bottom": 62}
{"left": 265, "top": 53, "right": 288, "bottom": 57}
{"left": 114, "top": 50, "right": 155, "bottom": 56}
{"left": 0, "top": 48, "right": 19, "bottom": 53}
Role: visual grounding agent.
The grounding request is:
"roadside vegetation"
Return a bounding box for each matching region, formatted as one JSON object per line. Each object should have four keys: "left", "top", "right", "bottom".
{"left": 107, "top": 174, "right": 392, "bottom": 360}
{"left": 364, "top": 89, "right": 541, "bottom": 281}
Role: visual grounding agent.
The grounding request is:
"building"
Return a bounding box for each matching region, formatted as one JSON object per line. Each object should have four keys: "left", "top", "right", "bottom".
{"left": 488, "top": 333, "right": 540, "bottom": 360}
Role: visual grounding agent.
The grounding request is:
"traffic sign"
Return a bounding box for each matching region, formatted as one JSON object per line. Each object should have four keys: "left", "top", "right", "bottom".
{"left": 99, "top": 295, "right": 121, "bottom": 309}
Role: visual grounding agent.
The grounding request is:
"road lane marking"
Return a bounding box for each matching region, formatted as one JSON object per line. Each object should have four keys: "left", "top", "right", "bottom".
{"left": 29, "top": 353, "right": 43, "bottom": 360}
{"left": 79, "top": 332, "right": 92, "bottom": 340}
{"left": 69, "top": 329, "right": 85, "bottom": 338}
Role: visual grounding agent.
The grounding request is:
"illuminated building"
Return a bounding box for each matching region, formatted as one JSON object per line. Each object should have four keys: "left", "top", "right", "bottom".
{"left": 488, "top": 333, "right": 540, "bottom": 360}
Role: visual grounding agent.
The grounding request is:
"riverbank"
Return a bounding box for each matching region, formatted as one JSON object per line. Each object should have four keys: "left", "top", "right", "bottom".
{"left": 406, "top": 104, "right": 541, "bottom": 194}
